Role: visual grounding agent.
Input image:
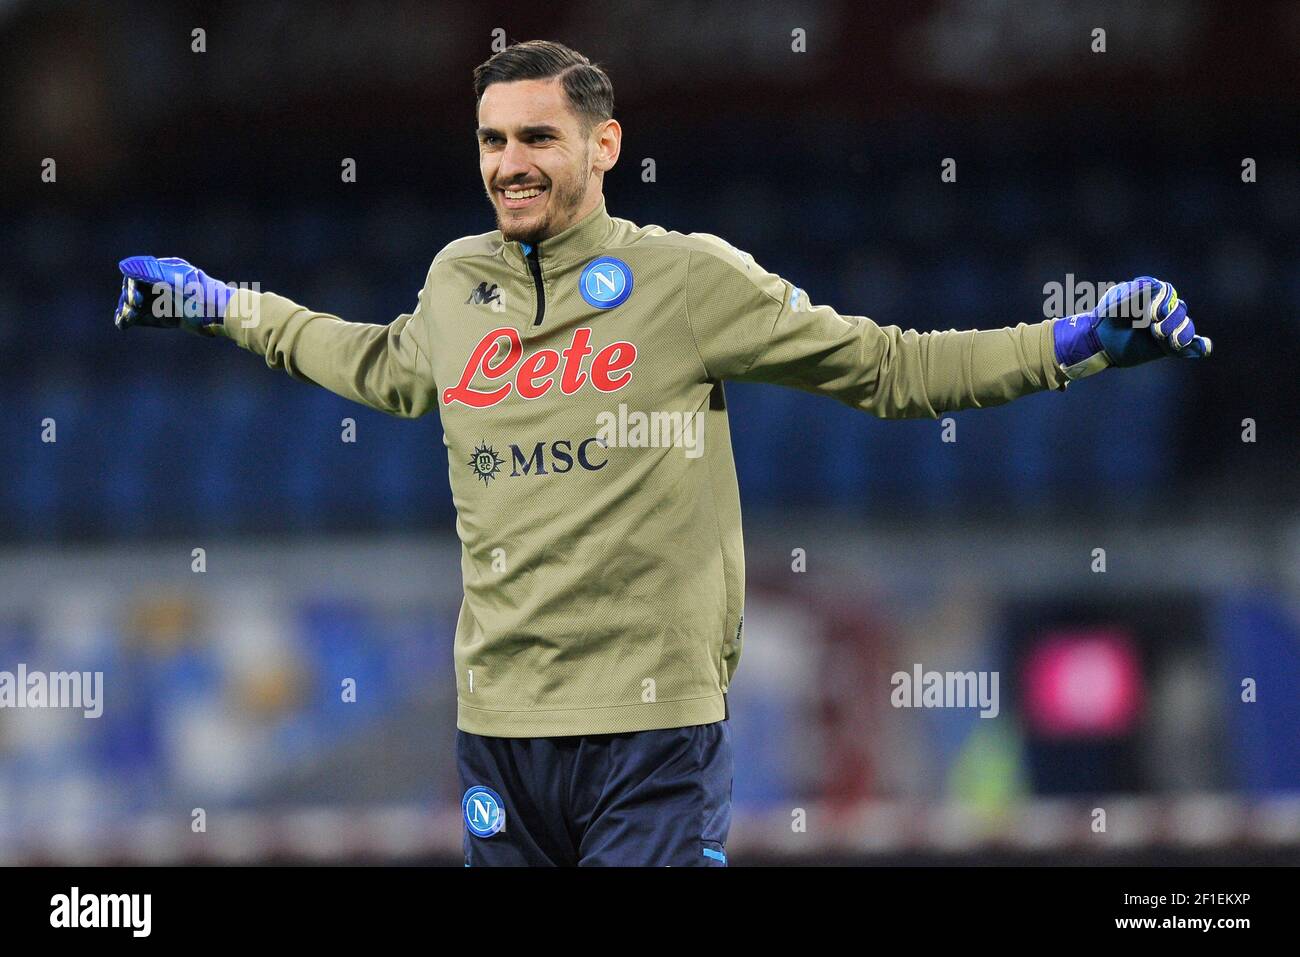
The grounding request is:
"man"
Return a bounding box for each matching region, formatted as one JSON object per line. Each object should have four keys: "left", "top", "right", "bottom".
{"left": 112, "top": 40, "right": 1210, "bottom": 866}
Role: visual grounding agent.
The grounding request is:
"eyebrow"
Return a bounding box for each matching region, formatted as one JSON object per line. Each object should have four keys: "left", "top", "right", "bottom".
{"left": 476, "top": 124, "right": 564, "bottom": 139}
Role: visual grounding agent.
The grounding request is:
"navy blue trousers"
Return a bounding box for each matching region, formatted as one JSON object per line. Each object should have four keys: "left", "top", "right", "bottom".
{"left": 458, "top": 718, "right": 732, "bottom": 866}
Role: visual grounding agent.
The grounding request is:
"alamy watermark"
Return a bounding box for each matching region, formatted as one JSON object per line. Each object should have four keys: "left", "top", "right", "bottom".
{"left": 595, "top": 403, "right": 705, "bottom": 458}
{"left": 1042, "top": 273, "right": 1157, "bottom": 325}
{"left": 0, "top": 664, "right": 103, "bottom": 718}
{"left": 891, "top": 664, "right": 999, "bottom": 718}
{"left": 50, "top": 887, "right": 150, "bottom": 937}
{"left": 148, "top": 277, "right": 262, "bottom": 328}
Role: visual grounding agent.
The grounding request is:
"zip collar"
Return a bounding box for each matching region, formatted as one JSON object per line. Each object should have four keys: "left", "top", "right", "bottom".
{"left": 505, "top": 196, "right": 615, "bottom": 272}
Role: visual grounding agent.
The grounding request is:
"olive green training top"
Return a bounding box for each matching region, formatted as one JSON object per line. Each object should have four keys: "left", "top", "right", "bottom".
{"left": 216, "top": 197, "right": 1067, "bottom": 736}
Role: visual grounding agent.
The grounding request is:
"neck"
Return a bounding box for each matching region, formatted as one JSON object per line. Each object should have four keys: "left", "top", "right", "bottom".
{"left": 569, "top": 189, "right": 604, "bottom": 226}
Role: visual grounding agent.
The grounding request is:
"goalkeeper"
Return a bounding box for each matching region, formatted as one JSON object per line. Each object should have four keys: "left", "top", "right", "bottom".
{"left": 113, "top": 40, "right": 1209, "bottom": 867}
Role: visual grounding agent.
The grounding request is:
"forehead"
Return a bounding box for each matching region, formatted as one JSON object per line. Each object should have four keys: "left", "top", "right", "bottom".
{"left": 478, "top": 78, "right": 577, "bottom": 129}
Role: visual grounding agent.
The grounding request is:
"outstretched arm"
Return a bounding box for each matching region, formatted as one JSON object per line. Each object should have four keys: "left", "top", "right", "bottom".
{"left": 682, "top": 239, "right": 1209, "bottom": 418}
{"left": 114, "top": 256, "right": 438, "bottom": 419}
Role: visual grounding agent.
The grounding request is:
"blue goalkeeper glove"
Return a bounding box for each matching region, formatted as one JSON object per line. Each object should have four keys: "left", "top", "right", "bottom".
{"left": 1053, "top": 276, "right": 1212, "bottom": 381}
{"left": 113, "top": 256, "right": 233, "bottom": 334}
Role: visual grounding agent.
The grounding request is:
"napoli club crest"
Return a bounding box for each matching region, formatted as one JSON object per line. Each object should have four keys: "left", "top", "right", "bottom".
{"left": 578, "top": 256, "right": 633, "bottom": 310}
{"left": 462, "top": 785, "right": 506, "bottom": 837}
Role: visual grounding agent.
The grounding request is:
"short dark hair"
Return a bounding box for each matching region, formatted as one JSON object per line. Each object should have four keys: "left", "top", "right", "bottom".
{"left": 473, "top": 40, "right": 614, "bottom": 134}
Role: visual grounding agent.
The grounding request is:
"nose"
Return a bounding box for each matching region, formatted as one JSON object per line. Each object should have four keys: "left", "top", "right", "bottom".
{"left": 497, "top": 140, "right": 533, "bottom": 186}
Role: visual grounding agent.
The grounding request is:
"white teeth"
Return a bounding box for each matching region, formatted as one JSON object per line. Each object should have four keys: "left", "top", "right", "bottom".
{"left": 504, "top": 187, "right": 543, "bottom": 199}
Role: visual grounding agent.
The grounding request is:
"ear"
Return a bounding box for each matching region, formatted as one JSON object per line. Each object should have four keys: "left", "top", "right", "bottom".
{"left": 592, "top": 118, "right": 621, "bottom": 173}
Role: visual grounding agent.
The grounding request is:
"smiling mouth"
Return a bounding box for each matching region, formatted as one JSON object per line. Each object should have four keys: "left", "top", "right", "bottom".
{"left": 500, "top": 185, "right": 547, "bottom": 210}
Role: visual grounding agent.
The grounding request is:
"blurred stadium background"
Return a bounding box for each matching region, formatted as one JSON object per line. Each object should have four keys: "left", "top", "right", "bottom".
{"left": 0, "top": 0, "right": 1297, "bottom": 864}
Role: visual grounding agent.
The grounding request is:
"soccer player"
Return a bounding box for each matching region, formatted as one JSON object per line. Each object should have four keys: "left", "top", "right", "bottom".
{"left": 113, "top": 40, "right": 1210, "bottom": 866}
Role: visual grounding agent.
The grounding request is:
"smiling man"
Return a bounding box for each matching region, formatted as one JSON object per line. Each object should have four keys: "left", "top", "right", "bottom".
{"left": 112, "top": 40, "right": 1210, "bottom": 867}
{"left": 477, "top": 65, "right": 614, "bottom": 246}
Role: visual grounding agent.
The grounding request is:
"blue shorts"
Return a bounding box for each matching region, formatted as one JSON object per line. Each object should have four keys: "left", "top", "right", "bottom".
{"left": 458, "top": 718, "right": 733, "bottom": 867}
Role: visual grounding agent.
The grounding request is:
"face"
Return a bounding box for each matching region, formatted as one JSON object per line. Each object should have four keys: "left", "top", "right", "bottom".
{"left": 477, "top": 77, "right": 619, "bottom": 245}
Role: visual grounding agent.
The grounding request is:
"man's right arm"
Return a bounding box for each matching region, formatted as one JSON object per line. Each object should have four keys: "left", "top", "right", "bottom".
{"left": 216, "top": 271, "right": 438, "bottom": 419}
{"left": 115, "top": 254, "right": 439, "bottom": 418}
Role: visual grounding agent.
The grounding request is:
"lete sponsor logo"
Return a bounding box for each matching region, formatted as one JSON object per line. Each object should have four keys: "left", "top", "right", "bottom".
{"left": 442, "top": 327, "right": 637, "bottom": 409}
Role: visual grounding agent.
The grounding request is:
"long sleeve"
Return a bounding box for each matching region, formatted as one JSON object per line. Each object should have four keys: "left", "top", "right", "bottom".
{"left": 214, "top": 269, "right": 438, "bottom": 419}
{"left": 682, "top": 240, "right": 1066, "bottom": 418}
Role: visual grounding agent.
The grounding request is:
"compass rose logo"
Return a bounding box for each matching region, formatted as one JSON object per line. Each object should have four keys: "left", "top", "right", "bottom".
{"left": 468, "top": 441, "right": 504, "bottom": 486}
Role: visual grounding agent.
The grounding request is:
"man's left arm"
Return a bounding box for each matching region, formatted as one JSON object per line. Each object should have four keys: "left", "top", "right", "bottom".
{"left": 682, "top": 242, "right": 1210, "bottom": 418}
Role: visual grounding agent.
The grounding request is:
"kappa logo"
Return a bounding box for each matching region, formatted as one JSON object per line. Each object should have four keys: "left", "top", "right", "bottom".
{"left": 466, "top": 281, "right": 502, "bottom": 306}
{"left": 579, "top": 256, "right": 633, "bottom": 309}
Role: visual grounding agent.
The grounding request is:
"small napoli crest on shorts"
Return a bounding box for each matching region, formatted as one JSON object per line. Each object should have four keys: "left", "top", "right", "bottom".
{"left": 462, "top": 785, "right": 507, "bottom": 837}
{"left": 579, "top": 256, "right": 633, "bottom": 309}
